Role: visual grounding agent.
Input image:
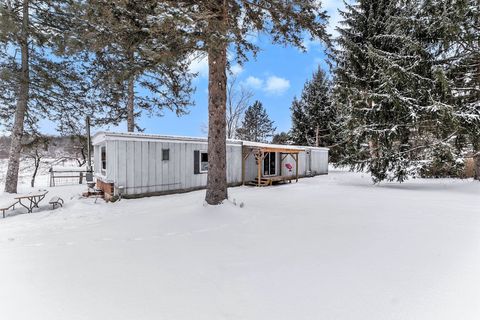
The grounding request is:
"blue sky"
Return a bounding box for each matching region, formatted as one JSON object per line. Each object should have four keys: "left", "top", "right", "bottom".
{"left": 39, "top": 1, "right": 347, "bottom": 137}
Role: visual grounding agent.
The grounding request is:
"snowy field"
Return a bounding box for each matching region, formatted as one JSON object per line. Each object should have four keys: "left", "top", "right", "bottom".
{"left": 1, "top": 170, "right": 480, "bottom": 320}
{"left": 0, "top": 158, "right": 84, "bottom": 189}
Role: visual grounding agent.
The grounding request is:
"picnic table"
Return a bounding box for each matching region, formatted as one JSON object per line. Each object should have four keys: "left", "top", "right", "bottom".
{"left": 14, "top": 190, "right": 49, "bottom": 213}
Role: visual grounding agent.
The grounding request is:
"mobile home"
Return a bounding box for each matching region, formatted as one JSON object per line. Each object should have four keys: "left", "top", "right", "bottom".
{"left": 92, "top": 132, "right": 328, "bottom": 198}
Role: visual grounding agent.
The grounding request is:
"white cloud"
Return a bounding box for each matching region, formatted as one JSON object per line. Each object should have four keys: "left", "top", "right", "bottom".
{"left": 242, "top": 75, "right": 291, "bottom": 95}
{"left": 299, "top": 1, "right": 351, "bottom": 53}
{"left": 189, "top": 55, "right": 208, "bottom": 78}
{"left": 264, "top": 76, "right": 290, "bottom": 95}
{"left": 230, "top": 64, "right": 244, "bottom": 76}
{"left": 302, "top": 37, "right": 322, "bottom": 52}
{"left": 243, "top": 76, "right": 264, "bottom": 89}
{"left": 323, "top": 0, "right": 351, "bottom": 39}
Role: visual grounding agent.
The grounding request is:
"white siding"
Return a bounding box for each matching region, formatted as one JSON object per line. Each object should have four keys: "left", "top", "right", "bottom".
{"left": 96, "top": 139, "right": 243, "bottom": 196}
{"left": 105, "top": 141, "right": 116, "bottom": 182}
{"left": 310, "top": 149, "right": 329, "bottom": 174}
{"left": 92, "top": 133, "right": 329, "bottom": 196}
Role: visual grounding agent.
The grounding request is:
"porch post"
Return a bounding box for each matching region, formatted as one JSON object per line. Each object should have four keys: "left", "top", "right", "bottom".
{"left": 242, "top": 146, "right": 245, "bottom": 185}
{"left": 295, "top": 153, "right": 299, "bottom": 182}
{"left": 279, "top": 152, "right": 283, "bottom": 177}
{"left": 257, "top": 151, "right": 262, "bottom": 186}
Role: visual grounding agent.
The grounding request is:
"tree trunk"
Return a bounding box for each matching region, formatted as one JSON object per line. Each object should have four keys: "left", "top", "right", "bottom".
{"left": 126, "top": 49, "right": 135, "bottom": 132}
{"left": 5, "top": 0, "right": 29, "bottom": 194}
{"left": 126, "top": 75, "right": 135, "bottom": 132}
{"left": 205, "top": 7, "right": 228, "bottom": 205}
{"left": 315, "top": 124, "right": 320, "bottom": 147}
{"left": 31, "top": 156, "right": 40, "bottom": 188}
{"left": 474, "top": 153, "right": 480, "bottom": 181}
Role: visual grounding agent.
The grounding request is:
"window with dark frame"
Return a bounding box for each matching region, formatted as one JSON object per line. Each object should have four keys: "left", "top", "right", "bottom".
{"left": 162, "top": 149, "right": 170, "bottom": 161}
{"left": 200, "top": 152, "right": 208, "bottom": 172}
{"left": 101, "top": 146, "right": 106, "bottom": 173}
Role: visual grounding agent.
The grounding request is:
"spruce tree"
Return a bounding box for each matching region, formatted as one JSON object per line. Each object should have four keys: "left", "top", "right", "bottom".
{"left": 236, "top": 101, "right": 276, "bottom": 143}
{"left": 420, "top": 0, "right": 480, "bottom": 178}
{"left": 334, "top": 0, "right": 443, "bottom": 182}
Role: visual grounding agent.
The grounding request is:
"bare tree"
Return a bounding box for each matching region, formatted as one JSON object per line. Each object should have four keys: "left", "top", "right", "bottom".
{"left": 226, "top": 75, "right": 253, "bottom": 139}
{"left": 22, "top": 135, "right": 49, "bottom": 188}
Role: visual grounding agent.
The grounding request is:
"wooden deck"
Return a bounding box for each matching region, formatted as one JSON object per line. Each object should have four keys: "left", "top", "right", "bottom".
{"left": 248, "top": 175, "right": 296, "bottom": 187}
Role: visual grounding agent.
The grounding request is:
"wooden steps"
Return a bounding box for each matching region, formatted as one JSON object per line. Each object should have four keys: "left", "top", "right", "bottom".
{"left": 248, "top": 176, "right": 295, "bottom": 187}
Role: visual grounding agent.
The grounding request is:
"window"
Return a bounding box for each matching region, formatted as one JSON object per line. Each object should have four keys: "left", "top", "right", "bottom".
{"left": 101, "top": 146, "right": 106, "bottom": 174}
{"left": 162, "top": 149, "right": 170, "bottom": 161}
{"left": 263, "top": 152, "right": 276, "bottom": 176}
{"left": 200, "top": 152, "right": 208, "bottom": 172}
{"left": 194, "top": 150, "right": 208, "bottom": 174}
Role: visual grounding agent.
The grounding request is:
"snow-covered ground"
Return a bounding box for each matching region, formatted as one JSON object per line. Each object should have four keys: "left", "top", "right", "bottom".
{"left": 0, "top": 158, "right": 84, "bottom": 189}
{"left": 1, "top": 170, "right": 480, "bottom": 320}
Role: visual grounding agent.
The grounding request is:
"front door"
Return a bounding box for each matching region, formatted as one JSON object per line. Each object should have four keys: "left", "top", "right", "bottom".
{"left": 263, "top": 152, "right": 276, "bottom": 176}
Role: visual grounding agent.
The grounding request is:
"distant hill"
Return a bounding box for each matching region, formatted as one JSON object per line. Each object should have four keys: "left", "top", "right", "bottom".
{"left": 0, "top": 135, "right": 89, "bottom": 163}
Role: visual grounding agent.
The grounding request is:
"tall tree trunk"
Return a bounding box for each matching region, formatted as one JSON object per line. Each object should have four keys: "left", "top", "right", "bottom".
{"left": 5, "top": 0, "right": 29, "bottom": 194}
{"left": 205, "top": 5, "right": 228, "bottom": 205}
{"left": 474, "top": 152, "right": 480, "bottom": 181}
{"left": 126, "top": 76, "right": 135, "bottom": 132}
{"left": 31, "top": 155, "right": 40, "bottom": 188}
{"left": 126, "top": 49, "right": 135, "bottom": 132}
{"left": 315, "top": 124, "right": 320, "bottom": 147}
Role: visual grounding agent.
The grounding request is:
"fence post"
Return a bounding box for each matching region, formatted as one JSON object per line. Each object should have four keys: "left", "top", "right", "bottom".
{"left": 50, "top": 170, "right": 55, "bottom": 187}
{"left": 79, "top": 172, "right": 83, "bottom": 184}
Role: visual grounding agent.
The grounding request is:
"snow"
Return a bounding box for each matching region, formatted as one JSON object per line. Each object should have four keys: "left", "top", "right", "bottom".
{"left": 1, "top": 170, "right": 480, "bottom": 320}
{"left": 50, "top": 166, "right": 86, "bottom": 172}
{"left": 93, "top": 131, "right": 329, "bottom": 151}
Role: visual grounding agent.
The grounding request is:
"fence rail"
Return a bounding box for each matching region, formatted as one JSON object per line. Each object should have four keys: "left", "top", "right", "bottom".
{"left": 49, "top": 167, "right": 92, "bottom": 187}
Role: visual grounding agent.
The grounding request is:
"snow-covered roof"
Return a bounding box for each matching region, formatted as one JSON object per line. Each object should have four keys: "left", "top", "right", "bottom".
{"left": 93, "top": 131, "right": 240, "bottom": 146}
{"left": 241, "top": 140, "right": 328, "bottom": 151}
{"left": 92, "top": 131, "right": 329, "bottom": 150}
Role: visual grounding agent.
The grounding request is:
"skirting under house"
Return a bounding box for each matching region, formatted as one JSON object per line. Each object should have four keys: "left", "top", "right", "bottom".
{"left": 92, "top": 132, "right": 329, "bottom": 198}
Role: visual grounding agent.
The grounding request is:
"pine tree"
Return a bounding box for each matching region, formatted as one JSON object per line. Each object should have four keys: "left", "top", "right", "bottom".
{"left": 236, "top": 101, "right": 276, "bottom": 143}
{"left": 272, "top": 132, "right": 290, "bottom": 145}
{"left": 420, "top": 0, "right": 480, "bottom": 179}
{"left": 0, "top": 0, "right": 96, "bottom": 193}
{"left": 160, "top": 0, "right": 330, "bottom": 204}
{"left": 65, "top": 0, "right": 195, "bottom": 132}
{"left": 334, "top": 0, "right": 444, "bottom": 182}
{"left": 290, "top": 67, "right": 338, "bottom": 157}
{"left": 290, "top": 97, "right": 310, "bottom": 146}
